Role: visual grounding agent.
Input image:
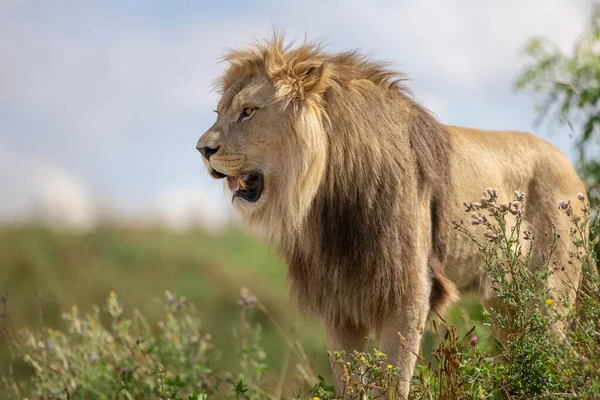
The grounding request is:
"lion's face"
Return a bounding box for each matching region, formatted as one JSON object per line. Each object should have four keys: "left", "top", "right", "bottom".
{"left": 197, "top": 44, "right": 332, "bottom": 237}
{"left": 196, "top": 74, "right": 308, "bottom": 220}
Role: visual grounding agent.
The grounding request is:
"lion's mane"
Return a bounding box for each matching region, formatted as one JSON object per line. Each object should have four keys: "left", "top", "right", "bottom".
{"left": 218, "top": 36, "right": 458, "bottom": 330}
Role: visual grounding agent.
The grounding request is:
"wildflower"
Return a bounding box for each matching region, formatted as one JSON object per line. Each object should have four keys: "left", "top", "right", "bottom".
{"left": 515, "top": 208, "right": 523, "bottom": 216}
{"left": 545, "top": 299, "right": 554, "bottom": 306}
{"left": 165, "top": 290, "right": 175, "bottom": 303}
{"left": 577, "top": 192, "right": 585, "bottom": 200}
{"left": 387, "top": 364, "right": 393, "bottom": 370}
{"left": 486, "top": 187, "right": 499, "bottom": 201}
{"left": 46, "top": 340, "right": 53, "bottom": 350}
{"left": 312, "top": 397, "right": 321, "bottom": 400}
{"left": 487, "top": 233, "right": 498, "bottom": 242}
{"left": 176, "top": 297, "right": 187, "bottom": 309}
{"left": 359, "top": 356, "right": 366, "bottom": 362}
{"left": 471, "top": 212, "right": 485, "bottom": 226}
{"left": 558, "top": 200, "right": 569, "bottom": 210}
{"left": 90, "top": 353, "right": 99, "bottom": 362}
{"left": 237, "top": 287, "right": 256, "bottom": 307}
{"left": 471, "top": 335, "right": 478, "bottom": 346}
{"left": 120, "top": 368, "right": 128, "bottom": 374}
{"left": 109, "top": 291, "right": 116, "bottom": 298}
{"left": 376, "top": 351, "right": 384, "bottom": 357}
{"left": 71, "top": 305, "right": 78, "bottom": 312}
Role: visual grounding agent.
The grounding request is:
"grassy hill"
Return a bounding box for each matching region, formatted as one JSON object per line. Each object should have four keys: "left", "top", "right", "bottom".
{"left": 0, "top": 223, "right": 491, "bottom": 397}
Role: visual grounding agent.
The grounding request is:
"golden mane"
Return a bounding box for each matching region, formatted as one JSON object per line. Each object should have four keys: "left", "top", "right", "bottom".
{"left": 216, "top": 35, "right": 456, "bottom": 329}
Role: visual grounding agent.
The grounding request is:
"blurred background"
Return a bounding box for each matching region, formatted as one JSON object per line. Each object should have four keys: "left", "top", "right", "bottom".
{"left": 1, "top": 0, "right": 598, "bottom": 387}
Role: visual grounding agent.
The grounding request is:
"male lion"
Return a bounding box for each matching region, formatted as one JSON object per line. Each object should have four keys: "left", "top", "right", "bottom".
{"left": 195, "top": 35, "right": 586, "bottom": 398}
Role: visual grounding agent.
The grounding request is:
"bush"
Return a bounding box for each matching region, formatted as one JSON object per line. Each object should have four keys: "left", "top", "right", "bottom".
{"left": 2, "top": 189, "right": 600, "bottom": 399}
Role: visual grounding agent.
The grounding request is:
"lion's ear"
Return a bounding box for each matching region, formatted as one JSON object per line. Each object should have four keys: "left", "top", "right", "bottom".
{"left": 301, "top": 62, "right": 330, "bottom": 96}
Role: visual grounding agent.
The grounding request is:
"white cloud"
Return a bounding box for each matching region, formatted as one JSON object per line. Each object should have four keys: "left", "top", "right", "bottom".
{"left": 35, "top": 165, "right": 96, "bottom": 230}
{"left": 275, "top": 0, "right": 589, "bottom": 84}
{"left": 0, "top": 141, "right": 95, "bottom": 230}
{"left": 155, "top": 186, "right": 232, "bottom": 232}
{"left": 0, "top": 1, "right": 594, "bottom": 228}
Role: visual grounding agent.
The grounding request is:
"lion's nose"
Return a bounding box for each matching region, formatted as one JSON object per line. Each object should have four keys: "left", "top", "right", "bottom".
{"left": 197, "top": 145, "right": 220, "bottom": 160}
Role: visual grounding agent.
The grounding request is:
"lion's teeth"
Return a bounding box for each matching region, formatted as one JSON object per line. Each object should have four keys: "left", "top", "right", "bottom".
{"left": 239, "top": 173, "right": 249, "bottom": 190}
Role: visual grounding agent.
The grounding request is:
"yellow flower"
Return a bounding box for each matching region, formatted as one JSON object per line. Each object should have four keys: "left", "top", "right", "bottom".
{"left": 377, "top": 351, "right": 384, "bottom": 357}
{"left": 54, "top": 331, "right": 61, "bottom": 337}
{"left": 71, "top": 305, "right": 78, "bottom": 312}
{"left": 312, "top": 397, "right": 320, "bottom": 400}
{"left": 109, "top": 291, "right": 116, "bottom": 298}
{"left": 359, "top": 356, "right": 365, "bottom": 362}
{"left": 545, "top": 299, "right": 554, "bottom": 306}
{"left": 387, "top": 364, "right": 393, "bottom": 370}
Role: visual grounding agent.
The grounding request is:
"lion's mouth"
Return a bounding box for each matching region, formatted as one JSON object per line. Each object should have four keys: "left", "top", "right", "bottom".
{"left": 214, "top": 170, "right": 264, "bottom": 203}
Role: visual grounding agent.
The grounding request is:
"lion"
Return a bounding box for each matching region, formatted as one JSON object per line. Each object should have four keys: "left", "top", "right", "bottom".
{"left": 195, "top": 35, "right": 586, "bottom": 398}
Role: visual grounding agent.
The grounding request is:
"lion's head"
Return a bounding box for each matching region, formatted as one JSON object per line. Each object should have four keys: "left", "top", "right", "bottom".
{"left": 196, "top": 37, "right": 330, "bottom": 239}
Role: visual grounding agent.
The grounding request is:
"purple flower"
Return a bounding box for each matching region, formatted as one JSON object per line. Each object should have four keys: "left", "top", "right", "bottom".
{"left": 515, "top": 208, "right": 523, "bottom": 216}
{"left": 238, "top": 287, "right": 257, "bottom": 307}
{"left": 46, "top": 340, "right": 53, "bottom": 350}
{"left": 90, "top": 353, "right": 99, "bottom": 362}
{"left": 176, "top": 297, "right": 187, "bottom": 309}
{"left": 578, "top": 193, "right": 585, "bottom": 201}
{"left": 558, "top": 200, "right": 569, "bottom": 210}
{"left": 120, "top": 368, "right": 128, "bottom": 374}
{"left": 470, "top": 335, "right": 478, "bottom": 347}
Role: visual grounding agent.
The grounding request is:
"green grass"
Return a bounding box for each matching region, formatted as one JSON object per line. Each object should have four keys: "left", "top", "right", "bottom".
{"left": 0, "top": 223, "right": 491, "bottom": 398}
{"left": 0, "top": 224, "right": 328, "bottom": 386}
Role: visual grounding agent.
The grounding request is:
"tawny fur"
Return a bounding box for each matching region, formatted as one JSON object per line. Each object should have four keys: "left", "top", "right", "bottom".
{"left": 214, "top": 36, "right": 458, "bottom": 329}
{"left": 197, "top": 34, "right": 586, "bottom": 398}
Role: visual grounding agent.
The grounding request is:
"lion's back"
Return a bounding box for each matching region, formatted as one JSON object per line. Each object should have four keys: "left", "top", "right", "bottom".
{"left": 443, "top": 125, "right": 586, "bottom": 291}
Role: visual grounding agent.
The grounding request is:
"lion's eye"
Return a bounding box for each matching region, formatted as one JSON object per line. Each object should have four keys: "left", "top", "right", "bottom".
{"left": 238, "top": 107, "right": 256, "bottom": 122}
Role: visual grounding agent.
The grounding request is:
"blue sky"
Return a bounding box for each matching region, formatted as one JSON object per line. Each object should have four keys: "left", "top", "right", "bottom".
{"left": 0, "top": 0, "right": 594, "bottom": 229}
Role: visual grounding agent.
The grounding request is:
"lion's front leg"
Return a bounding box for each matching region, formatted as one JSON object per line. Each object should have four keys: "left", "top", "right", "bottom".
{"left": 323, "top": 323, "right": 368, "bottom": 398}
{"left": 379, "top": 292, "right": 429, "bottom": 399}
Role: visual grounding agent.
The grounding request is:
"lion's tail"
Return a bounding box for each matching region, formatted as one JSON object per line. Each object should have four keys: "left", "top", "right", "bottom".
{"left": 428, "top": 256, "right": 459, "bottom": 318}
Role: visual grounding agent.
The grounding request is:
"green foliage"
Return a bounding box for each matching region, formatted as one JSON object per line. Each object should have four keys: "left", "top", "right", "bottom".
{"left": 2, "top": 189, "right": 600, "bottom": 399}
{"left": 515, "top": 5, "right": 600, "bottom": 203}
